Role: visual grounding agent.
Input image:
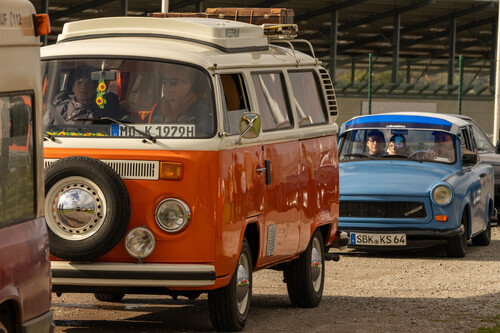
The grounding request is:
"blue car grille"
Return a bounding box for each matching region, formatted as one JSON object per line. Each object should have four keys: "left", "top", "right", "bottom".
{"left": 340, "top": 201, "right": 427, "bottom": 218}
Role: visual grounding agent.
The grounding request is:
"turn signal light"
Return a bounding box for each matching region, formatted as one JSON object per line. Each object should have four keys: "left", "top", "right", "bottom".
{"left": 435, "top": 215, "right": 448, "bottom": 222}
{"left": 33, "top": 14, "right": 51, "bottom": 36}
{"left": 160, "top": 162, "right": 183, "bottom": 180}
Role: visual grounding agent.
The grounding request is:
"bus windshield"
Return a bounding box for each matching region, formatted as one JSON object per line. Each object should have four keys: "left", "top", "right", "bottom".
{"left": 42, "top": 59, "right": 216, "bottom": 139}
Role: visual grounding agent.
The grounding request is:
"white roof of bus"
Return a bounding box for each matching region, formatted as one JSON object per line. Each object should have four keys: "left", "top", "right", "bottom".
{"left": 0, "top": 0, "right": 37, "bottom": 46}
{"left": 57, "top": 17, "right": 268, "bottom": 49}
{"left": 42, "top": 17, "right": 316, "bottom": 69}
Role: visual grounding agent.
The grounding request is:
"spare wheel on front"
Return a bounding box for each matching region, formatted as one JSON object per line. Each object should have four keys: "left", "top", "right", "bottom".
{"left": 44, "top": 156, "right": 131, "bottom": 261}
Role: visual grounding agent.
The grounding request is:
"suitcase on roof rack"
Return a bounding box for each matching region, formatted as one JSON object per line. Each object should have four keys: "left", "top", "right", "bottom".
{"left": 149, "top": 8, "right": 294, "bottom": 25}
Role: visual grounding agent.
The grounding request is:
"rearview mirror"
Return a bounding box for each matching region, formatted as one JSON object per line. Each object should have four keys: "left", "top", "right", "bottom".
{"left": 91, "top": 70, "right": 117, "bottom": 81}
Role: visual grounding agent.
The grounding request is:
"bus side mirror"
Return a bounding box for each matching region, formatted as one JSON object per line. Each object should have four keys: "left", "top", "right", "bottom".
{"left": 236, "top": 112, "right": 260, "bottom": 144}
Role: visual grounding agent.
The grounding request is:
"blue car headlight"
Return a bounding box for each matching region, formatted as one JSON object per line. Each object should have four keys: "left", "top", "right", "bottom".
{"left": 431, "top": 184, "right": 453, "bottom": 206}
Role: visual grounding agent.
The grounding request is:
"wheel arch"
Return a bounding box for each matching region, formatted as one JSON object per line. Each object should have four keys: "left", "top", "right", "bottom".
{"left": 317, "top": 224, "right": 332, "bottom": 248}
{"left": 460, "top": 204, "right": 471, "bottom": 239}
{"left": 243, "top": 222, "right": 259, "bottom": 272}
{"left": 0, "top": 299, "right": 18, "bottom": 330}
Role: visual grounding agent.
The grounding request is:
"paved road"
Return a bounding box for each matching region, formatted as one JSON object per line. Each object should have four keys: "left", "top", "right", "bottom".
{"left": 52, "top": 227, "right": 500, "bottom": 332}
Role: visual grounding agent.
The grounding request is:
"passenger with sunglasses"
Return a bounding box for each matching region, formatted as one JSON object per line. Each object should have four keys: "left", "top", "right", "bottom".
{"left": 365, "top": 129, "right": 386, "bottom": 157}
{"left": 147, "top": 65, "right": 213, "bottom": 136}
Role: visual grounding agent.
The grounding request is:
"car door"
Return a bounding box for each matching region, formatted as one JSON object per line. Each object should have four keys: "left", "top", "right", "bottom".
{"left": 461, "top": 126, "right": 489, "bottom": 235}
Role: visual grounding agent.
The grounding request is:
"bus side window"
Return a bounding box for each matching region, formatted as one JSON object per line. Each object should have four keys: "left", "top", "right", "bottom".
{"left": 251, "top": 72, "right": 292, "bottom": 131}
{"left": 221, "top": 74, "right": 250, "bottom": 135}
{"left": 288, "top": 70, "right": 328, "bottom": 126}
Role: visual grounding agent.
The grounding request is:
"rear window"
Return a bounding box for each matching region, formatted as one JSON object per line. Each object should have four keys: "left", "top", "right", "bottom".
{"left": 42, "top": 59, "right": 216, "bottom": 139}
{"left": 0, "top": 92, "right": 35, "bottom": 225}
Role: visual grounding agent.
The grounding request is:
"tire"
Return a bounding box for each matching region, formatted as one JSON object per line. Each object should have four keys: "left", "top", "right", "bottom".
{"left": 94, "top": 293, "right": 125, "bottom": 302}
{"left": 472, "top": 215, "right": 491, "bottom": 246}
{"left": 45, "top": 156, "right": 131, "bottom": 261}
{"left": 284, "top": 229, "right": 325, "bottom": 308}
{"left": 446, "top": 213, "right": 468, "bottom": 258}
{"left": 208, "top": 238, "right": 252, "bottom": 332}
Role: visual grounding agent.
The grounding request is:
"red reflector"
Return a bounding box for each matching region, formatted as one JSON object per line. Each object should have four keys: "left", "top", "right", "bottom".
{"left": 33, "top": 14, "right": 51, "bottom": 36}
{"left": 435, "top": 215, "right": 448, "bottom": 222}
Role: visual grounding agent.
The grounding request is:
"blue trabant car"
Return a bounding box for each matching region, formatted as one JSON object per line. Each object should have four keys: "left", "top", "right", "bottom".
{"left": 338, "top": 112, "right": 494, "bottom": 257}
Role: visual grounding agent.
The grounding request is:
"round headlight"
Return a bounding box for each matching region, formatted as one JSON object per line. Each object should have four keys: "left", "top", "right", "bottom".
{"left": 155, "top": 198, "right": 191, "bottom": 232}
{"left": 125, "top": 227, "right": 155, "bottom": 259}
{"left": 432, "top": 185, "right": 453, "bottom": 206}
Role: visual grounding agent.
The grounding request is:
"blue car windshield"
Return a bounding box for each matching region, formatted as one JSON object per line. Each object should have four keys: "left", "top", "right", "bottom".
{"left": 339, "top": 128, "right": 457, "bottom": 164}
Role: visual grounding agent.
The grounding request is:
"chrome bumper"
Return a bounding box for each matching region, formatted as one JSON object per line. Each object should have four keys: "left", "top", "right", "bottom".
{"left": 51, "top": 261, "right": 216, "bottom": 288}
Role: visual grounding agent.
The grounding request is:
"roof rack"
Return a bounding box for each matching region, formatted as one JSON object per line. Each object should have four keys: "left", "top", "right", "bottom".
{"left": 149, "top": 8, "right": 293, "bottom": 24}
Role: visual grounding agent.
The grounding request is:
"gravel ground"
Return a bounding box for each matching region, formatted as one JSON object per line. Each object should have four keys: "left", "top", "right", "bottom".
{"left": 53, "top": 227, "right": 500, "bottom": 332}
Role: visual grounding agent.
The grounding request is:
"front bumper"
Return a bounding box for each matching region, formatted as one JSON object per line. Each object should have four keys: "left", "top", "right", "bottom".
{"left": 51, "top": 261, "right": 216, "bottom": 292}
{"left": 339, "top": 225, "right": 464, "bottom": 249}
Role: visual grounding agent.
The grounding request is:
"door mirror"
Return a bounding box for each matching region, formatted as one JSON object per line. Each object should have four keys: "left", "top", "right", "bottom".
{"left": 236, "top": 112, "right": 260, "bottom": 144}
{"left": 462, "top": 152, "right": 478, "bottom": 166}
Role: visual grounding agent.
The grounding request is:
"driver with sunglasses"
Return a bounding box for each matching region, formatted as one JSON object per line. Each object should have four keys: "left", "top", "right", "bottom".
{"left": 146, "top": 65, "right": 213, "bottom": 136}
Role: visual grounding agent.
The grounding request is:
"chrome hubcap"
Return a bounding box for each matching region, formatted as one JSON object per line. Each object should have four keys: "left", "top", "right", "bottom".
{"left": 310, "top": 237, "right": 323, "bottom": 292}
{"left": 236, "top": 253, "right": 250, "bottom": 314}
{"left": 45, "top": 176, "right": 106, "bottom": 240}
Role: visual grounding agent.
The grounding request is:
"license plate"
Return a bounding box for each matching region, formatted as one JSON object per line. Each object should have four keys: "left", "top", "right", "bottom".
{"left": 111, "top": 124, "right": 195, "bottom": 138}
{"left": 350, "top": 233, "right": 406, "bottom": 246}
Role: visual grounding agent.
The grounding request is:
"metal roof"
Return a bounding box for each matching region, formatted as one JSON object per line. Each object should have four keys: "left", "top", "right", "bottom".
{"left": 30, "top": 0, "right": 498, "bottom": 60}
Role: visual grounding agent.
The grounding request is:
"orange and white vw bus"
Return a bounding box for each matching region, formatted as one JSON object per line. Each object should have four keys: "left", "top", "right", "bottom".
{"left": 42, "top": 9, "right": 340, "bottom": 331}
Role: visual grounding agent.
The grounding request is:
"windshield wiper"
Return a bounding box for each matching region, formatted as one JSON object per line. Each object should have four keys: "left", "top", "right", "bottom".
{"left": 43, "top": 131, "right": 56, "bottom": 142}
{"left": 73, "top": 117, "right": 157, "bottom": 144}
{"left": 342, "top": 153, "right": 376, "bottom": 160}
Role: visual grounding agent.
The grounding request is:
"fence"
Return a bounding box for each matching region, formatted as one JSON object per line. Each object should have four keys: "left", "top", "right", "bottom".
{"left": 326, "top": 55, "right": 496, "bottom": 139}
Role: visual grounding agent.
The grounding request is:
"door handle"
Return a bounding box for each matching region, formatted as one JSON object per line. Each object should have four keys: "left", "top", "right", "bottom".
{"left": 256, "top": 160, "right": 272, "bottom": 185}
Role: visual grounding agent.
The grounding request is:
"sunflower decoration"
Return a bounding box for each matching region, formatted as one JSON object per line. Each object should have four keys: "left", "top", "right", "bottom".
{"left": 95, "top": 77, "right": 107, "bottom": 109}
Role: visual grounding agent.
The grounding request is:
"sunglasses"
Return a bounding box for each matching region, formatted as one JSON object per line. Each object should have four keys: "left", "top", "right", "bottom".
{"left": 161, "top": 78, "right": 187, "bottom": 86}
{"left": 367, "top": 137, "right": 384, "bottom": 143}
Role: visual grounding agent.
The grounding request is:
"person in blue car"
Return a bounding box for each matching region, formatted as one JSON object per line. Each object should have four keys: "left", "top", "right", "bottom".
{"left": 387, "top": 134, "right": 408, "bottom": 155}
{"left": 366, "top": 129, "right": 386, "bottom": 157}
{"left": 426, "top": 131, "right": 455, "bottom": 161}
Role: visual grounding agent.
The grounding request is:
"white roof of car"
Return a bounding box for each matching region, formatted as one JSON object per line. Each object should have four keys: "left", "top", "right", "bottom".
{"left": 381, "top": 112, "right": 471, "bottom": 127}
